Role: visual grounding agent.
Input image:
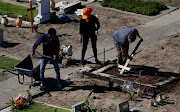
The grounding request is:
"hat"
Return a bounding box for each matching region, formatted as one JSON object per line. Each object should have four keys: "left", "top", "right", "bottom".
{"left": 82, "top": 7, "right": 92, "bottom": 19}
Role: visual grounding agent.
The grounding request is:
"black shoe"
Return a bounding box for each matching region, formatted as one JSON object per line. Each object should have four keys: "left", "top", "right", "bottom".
{"left": 94, "top": 58, "right": 101, "bottom": 64}
{"left": 39, "top": 83, "right": 46, "bottom": 91}
{"left": 80, "top": 60, "right": 85, "bottom": 65}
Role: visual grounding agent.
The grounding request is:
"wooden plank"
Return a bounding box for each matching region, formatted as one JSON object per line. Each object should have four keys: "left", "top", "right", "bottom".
{"left": 118, "top": 64, "right": 131, "bottom": 71}
{"left": 92, "top": 64, "right": 115, "bottom": 75}
{"left": 120, "top": 40, "right": 142, "bottom": 74}
{"left": 94, "top": 72, "right": 156, "bottom": 88}
{"left": 27, "top": 7, "right": 36, "bottom": 11}
{"left": 155, "top": 77, "right": 176, "bottom": 86}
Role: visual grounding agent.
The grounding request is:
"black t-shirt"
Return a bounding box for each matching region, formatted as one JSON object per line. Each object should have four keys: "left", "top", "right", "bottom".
{"left": 79, "top": 15, "right": 100, "bottom": 35}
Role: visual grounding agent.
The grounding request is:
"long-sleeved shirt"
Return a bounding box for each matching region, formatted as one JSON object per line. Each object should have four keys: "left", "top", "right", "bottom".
{"left": 113, "top": 28, "right": 139, "bottom": 48}
{"left": 79, "top": 15, "right": 100, "bottom": 36}
{"left": 32, "top": 34, "right": 60, "bottom": 58}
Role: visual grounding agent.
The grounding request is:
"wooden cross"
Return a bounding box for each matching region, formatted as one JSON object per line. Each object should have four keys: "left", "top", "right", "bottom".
{"left": 27, "top": 0, "right": 36, "bottom": 33}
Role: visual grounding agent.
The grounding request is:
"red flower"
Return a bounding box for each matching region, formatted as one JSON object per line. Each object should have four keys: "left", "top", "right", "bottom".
{"left": 143, "top": 86, "right": 147, "bottom": 90}
{"left": 17, "top": 100, "right": 24, "bottom": 106}
{"left": 16, "top": 95, "right": 24, "bottom": 101}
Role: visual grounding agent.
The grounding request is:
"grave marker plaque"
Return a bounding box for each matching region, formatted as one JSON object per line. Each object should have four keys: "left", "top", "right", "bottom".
{"left": 117, "top": 100, "right": 130, "bottom": 112}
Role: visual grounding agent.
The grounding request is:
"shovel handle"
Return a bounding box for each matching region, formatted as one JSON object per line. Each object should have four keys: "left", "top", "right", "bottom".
{"left": 35, "top": 51, "right": 52, "bottom": 59}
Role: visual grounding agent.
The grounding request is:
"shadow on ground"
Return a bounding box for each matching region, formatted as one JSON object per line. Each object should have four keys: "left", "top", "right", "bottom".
{"left": 0, "top": 41, "right": 19, "bottom": 48}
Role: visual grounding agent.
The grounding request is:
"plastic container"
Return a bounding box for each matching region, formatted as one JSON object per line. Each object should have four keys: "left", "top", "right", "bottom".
{"left": 16, "top": 15, "right": 22, "bottom": 27}
{"left": 1, "top": 15, "right": 8, "bottom": 26}
{"left": 150, "top": 99, "right": 153, "bottom": 106}
{"left": 137, "top": 89, "right": 140, "bottom": 96}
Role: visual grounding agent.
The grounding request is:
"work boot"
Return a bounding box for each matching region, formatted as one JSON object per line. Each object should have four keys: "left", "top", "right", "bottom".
{"left": 94, "top": 58, "right": 101, "bottom": 64}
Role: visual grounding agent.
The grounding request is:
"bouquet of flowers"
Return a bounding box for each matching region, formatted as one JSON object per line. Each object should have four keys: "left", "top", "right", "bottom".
{"left": 142, "top": 86, "right": 148, "bottom": 95}
{"left": 10, "top": 89, "right": 32, "bottom": 110}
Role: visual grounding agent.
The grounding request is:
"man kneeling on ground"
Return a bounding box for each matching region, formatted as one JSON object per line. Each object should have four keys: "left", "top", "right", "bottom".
{"left": 113, "top": 28, "right": 143, "bottom": 65}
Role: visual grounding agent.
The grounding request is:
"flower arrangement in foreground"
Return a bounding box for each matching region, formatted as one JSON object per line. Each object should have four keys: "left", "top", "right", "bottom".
{"left": 10, "top": 87, "right": 32, "bottom": 110}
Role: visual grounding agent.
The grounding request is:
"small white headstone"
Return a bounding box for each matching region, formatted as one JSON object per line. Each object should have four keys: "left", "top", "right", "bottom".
{"left": 34, "top": 0, "right": 51, "bottom": 23}
{"left": 75, "top": 9, "right": 83, "bottom": 16}
{"left": 0, "top": 28, "right": 3, "bottom": 46}
{"left": 87, "top": 0, "right": 96, "bottom": 2}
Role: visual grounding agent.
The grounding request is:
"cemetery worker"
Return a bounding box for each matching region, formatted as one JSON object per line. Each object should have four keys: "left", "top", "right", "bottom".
{"left": 113, "top": 28, "right": 143, "bottom": 65}
{"left": 32, "top": 28, "right": 62, "bottom": 90}
{"left": 79, "top": 7, "right": 101, "bottom": 65}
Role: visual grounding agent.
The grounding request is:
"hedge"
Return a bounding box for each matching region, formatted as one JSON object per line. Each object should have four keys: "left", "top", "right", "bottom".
{"left": 101, "top": 0, "right": 167, "bottom": 16}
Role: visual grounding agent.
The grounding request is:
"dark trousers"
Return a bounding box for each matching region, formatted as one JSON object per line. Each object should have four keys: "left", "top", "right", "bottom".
{"left": 81, "top": 34, "right": 97, "bottom": 61}
{"left": 114, "top": 43, "right": 129, "bottom": 65}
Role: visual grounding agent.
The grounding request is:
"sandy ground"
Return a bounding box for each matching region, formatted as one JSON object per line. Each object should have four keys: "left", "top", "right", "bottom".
{"left": 0, "top": 0, "right": 180, "bottom": 112}
{"left": 34, "top": 36, "right": 180, "bottom": 112}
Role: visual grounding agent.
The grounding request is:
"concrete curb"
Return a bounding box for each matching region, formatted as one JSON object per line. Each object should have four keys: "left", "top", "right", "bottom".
{"left": 0, "top": 100, "right": 72, "bottom": 112}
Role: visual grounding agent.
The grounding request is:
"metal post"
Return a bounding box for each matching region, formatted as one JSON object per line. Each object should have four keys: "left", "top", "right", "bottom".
{"left": 103, "top": 48, "right": 105, "bottom": 65}
{"left": 139, "top": 71, "right": 142, "bottom": 97}
{"left": 30, "top": 1, "right": 33, "bottom": 33}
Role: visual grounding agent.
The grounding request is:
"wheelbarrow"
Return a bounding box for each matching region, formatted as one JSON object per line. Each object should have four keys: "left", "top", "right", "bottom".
{"left": 14, "top": 55, "right": 41, "bottom": 86}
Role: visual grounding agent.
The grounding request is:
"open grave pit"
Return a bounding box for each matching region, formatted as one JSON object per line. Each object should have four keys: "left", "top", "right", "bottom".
{"left": 83, "top": 62, "right": 178, "bottom": 96}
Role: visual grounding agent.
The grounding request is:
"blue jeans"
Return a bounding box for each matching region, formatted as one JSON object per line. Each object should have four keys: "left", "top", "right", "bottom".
{"left": 40, "top": 58, "right": 60, "bottom": 86}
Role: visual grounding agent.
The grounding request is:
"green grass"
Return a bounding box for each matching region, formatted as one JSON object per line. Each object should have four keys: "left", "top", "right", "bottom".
{"left": 0, "top": 1, "right": 38, "bottom": 22}
{"left": 0, "top": 56, "right": 20, "bottom": 71}
{"left": 14, "top": 102, "right": 71, "bottom": 112}
{"left": 101, "top": 0, "right": 167, "bottom": 16}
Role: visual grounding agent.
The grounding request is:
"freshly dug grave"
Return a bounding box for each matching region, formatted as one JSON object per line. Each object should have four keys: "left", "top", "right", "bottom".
{"left": 103, "top": 65, "right": 171, "bottom": 85}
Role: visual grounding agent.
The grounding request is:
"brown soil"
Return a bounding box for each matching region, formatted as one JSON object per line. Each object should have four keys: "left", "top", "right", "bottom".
{"left": 34, "top": 36, "right": 180, "bottom": 112}
{"left": 103, "top": 66, "right": 170, "bottom": 85}
{"left": 0, "top": 0, "right": 180, "bottom": 112}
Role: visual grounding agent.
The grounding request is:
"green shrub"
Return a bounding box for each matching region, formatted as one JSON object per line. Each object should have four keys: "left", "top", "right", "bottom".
{"left": 101, "top": 0, "right": 167, "bottom": 16}
{"left": 0, "top": 2, "right": 38, "bottom": 22}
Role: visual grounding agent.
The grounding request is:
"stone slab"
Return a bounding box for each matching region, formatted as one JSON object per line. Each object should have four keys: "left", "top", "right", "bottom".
{"left": 117, "top": 100, "right": 129, "bottom": 112}
{"left": 61, "top": 1, "right": 81, "bottom": 13}
{"left": 72, "top": 101, "right": 85, "bottom": 112}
